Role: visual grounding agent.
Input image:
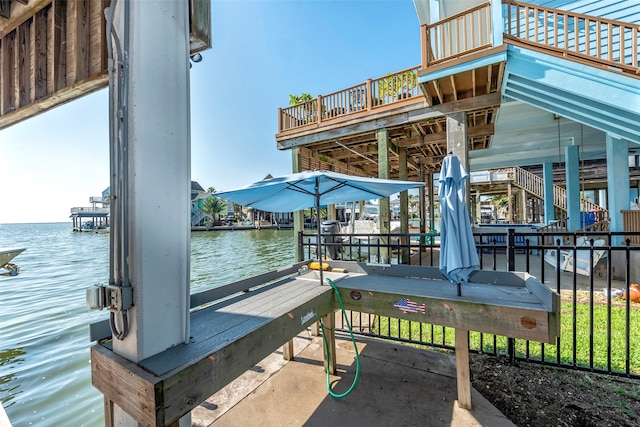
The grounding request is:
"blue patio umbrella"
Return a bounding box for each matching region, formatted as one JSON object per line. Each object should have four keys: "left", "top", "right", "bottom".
{"left": 216, "top": 170, "right": 424, "bottom": 283}
{"left": 438, "top": 154, "right": 479, "bottom": 295}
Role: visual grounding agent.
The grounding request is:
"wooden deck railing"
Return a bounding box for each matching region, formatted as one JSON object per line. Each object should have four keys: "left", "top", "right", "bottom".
{"left": 511, "top": 166, "right": 607, "bottom": 217}
{"left": 504, "top": 0, "right": 640, "bottom": 77}
{"left": 536, "top": 216, "right": 567, "bottom": 245}
{"left": 278, "top": 66, "right": 422, "bottom": 133}
{"left": 622, "top": 210, "right": 640, "bottom": 245}
{"left": 421, "top": 2, "right": 493, "bottom": 68}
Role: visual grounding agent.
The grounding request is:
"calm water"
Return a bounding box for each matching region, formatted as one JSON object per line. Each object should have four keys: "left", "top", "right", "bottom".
{"left": 0, "top": 222, "right": 295, "bottom": 426}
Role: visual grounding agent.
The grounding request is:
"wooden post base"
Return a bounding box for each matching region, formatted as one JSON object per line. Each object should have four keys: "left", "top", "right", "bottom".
{"left": 322, "top": 312, "right": 337, "bottom": 375}
{"left": 455, "top": 328, "right": 472, "bottom": 410}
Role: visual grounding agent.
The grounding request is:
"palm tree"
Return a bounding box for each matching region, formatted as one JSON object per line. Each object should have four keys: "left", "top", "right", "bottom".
{"left": 202, "top": 196, "right": 226, "bottom": 225}
{"left": 378, "top": 70, "right": 417, "bottom": 101}
{"left": 288, "top": 93, "right": 316, "bottom": 124}
{"left": 407, "top": 194, "right": 420, "bottom": 219}
{"left": 288, "top": 93, "right": 313, "bottom": 106}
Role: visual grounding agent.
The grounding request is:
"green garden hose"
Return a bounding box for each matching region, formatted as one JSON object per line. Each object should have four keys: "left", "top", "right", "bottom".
{"left": 319, "top": 277, "right": 360, "bottom": 398}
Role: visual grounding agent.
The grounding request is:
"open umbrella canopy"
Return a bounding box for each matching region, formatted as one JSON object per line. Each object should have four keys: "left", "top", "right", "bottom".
{"left": 216, "top": 170, "right": 424, "bottom": 213}
{"left": 438, "top": 155, "right": 479, "bottom": 287}
{"left": 217, "top": 170, "right": 424, "bottom": 282}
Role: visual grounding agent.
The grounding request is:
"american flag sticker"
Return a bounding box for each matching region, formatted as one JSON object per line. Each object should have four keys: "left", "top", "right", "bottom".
{"left": 394, "top": 298, "right": 426, "bottom": 314}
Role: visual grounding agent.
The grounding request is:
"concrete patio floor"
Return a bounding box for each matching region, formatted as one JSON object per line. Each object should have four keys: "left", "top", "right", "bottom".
{"left": 191, "top": 331, "right": 514, "bottom": 427}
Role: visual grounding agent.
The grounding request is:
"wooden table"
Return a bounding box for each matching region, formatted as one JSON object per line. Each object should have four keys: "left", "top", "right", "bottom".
{"left": 91, "top": 261, "right": 560, "bottom": 425}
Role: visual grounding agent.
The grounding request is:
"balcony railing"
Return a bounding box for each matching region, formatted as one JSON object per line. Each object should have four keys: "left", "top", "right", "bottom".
{"left": 278, "top": 66, "right": 422, "bottom": 133}
{"left": 70, "top": 207, "right": 110, "bottom": 215}
{"left": 622, "top": 210, "right": 640, "bottom": 245}
{"left": 421, "top": 1, "right": 493, "bottom": 68}
{"left": 503, "top": 0, "right": 640, "bottom": 76}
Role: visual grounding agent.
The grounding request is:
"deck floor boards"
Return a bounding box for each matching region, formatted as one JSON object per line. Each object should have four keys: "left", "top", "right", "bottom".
{"left": 139, "top": 274, "right": 332, "bottom": 376}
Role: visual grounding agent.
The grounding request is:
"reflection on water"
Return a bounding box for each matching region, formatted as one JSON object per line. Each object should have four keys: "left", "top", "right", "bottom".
{"left": 0, "top": 223, "right": 296, "bottom": 426}
{"left": 0, "top": 347, "right": 26, "bottom": 408}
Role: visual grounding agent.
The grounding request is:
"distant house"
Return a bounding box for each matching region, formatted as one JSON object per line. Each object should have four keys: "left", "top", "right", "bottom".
{"left": 102, "top": 187, "right": 110, "bottom": 206}
{"left": 191, "top": 181, "right": 212, "bottom": 227}
{"left": 70, "top": 187, "right": 111, "bottom": 231}
{"left": 73, "top": 183, "right": 212, "bottom": 229}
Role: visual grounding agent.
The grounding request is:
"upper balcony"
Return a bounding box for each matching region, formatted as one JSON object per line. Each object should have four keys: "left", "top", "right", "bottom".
{"left": 275, "top": 63, "right": 498, "bottom": 179}
{"left": 418, "top": 1, "right": 507, "bottom": 107}
{"left": 274, "top": 3, "right": 504, "bottom": 178}
{"left": 275, "top": 1, "right": 640, "bottom": 178}
{"left": 276, "top": 66, "right": 428, "bottom": 142}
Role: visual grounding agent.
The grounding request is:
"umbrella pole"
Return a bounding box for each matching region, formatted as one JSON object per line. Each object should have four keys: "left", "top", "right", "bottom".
{"left": 456, "top": 282, "right": 461, "bottom": 296}
{"left": 315, "top": 179, "right": 324, "bottom": 285}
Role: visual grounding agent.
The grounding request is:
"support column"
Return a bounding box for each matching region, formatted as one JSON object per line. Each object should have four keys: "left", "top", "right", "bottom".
{"left": 606, "top": 135, "right": 630, "bottom": 245}
{"left": 292, "top": 148, "right": 304, "bottom": 262}
{"left": 399, "top": 147, "right": 409, "bottom": 234}
{"left": 447, "top": 112, "right": 469, "bottom": 209}
{"left": 543, "top": 162, "right": 555, "bottom": 224}
{"left": 110, "top": 1, "right": 190, "bottom": 425}
{"left": 455, "top": 329, "right": 472, "bottom": 410}
{"left": 565, "top": 145, "right": 580, "bottom": 231}
{"left": 327, "top": 204, "right": 336, "bottom": 221}
{"left": 419, "top": 161, "right": 426, "bottom": 234}
{"left": 507, "top": 183, "right": 513, "bottom": 223}
{"left": 399, "top": 147, "right": 409, "bottom": 263}
{"left": 377, "top": 128, "right": 390, "bottom": 263}
{"left": 428, "top": 172, "right": 435, "bottom": 231}
{"left": 446, "top": 112, "right": 468, "bottom": 168}
{"left": 520, "top": 188, "right": 527, "bottom": 223}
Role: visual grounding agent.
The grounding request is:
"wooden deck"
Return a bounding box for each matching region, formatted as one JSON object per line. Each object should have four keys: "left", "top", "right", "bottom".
{"left": 91, "top": 261, "right": 559, "bottom": 425}
{"left": 0, "top": 0, "right": 211, "bottom": 130}
{"left": 92, "top": 265, "right": 335, "bottom": 426}
{"left": 330, "top": 262, "right": 559, "bottom": 344}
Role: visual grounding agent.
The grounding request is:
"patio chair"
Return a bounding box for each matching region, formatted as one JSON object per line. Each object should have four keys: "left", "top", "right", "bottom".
{"left": 544, "top": 238, "right": 606, "bottom": 277}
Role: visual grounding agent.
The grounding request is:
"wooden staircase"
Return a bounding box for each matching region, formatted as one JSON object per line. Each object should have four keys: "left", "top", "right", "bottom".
{"left": 510, "top": 166, "right": 606, "bottom": 216}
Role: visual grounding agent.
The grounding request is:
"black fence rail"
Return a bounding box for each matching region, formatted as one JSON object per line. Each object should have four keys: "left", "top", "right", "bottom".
{"left": 299, "top": 228, "right": 640, "bottom": 379}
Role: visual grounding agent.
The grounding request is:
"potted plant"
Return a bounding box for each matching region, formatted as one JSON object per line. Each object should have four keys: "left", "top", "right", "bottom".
{"left": 378, "top": 70, "right": 417, "bottom": 102}
{"left": 289, "top": 92, "right": 317, "bottom": 125}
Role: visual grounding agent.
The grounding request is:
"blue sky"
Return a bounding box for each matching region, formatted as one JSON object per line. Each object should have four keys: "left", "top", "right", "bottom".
{"left": 0, "top": 0, "right": 420, "bottom": 224}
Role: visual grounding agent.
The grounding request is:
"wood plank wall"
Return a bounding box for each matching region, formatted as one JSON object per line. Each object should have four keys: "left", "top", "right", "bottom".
{"left": 0, "top": 0, "right": 109, "bottom": 129}
{"left": 0, "top": 0, "right": 210, "bottom": 130}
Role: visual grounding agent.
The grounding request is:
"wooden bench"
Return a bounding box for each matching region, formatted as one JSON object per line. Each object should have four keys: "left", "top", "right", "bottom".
{"left": 91, "top": 263, "right": 336, "bottom": 426}
{"left": 91, "top": 261, "right": 560, "bottom": 425}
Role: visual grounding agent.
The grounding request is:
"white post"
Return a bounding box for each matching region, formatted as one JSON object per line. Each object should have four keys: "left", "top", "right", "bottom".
{"left": 110, "top": 1, "right": 191, "bottom": 425}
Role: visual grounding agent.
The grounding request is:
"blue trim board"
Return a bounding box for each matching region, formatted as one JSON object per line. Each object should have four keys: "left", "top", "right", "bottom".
{"left": 502, "top": 46, "right": 640, "bottom": 143}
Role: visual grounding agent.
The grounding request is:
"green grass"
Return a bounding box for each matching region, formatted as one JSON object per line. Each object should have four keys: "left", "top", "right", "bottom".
{"left": 370, "top": 300, "right": 640, "bottom": 375}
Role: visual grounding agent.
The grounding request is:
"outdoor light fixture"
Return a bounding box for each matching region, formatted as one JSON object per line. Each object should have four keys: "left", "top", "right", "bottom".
{"left": 190, "top": 53, "right": 203, "bottom": 63}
